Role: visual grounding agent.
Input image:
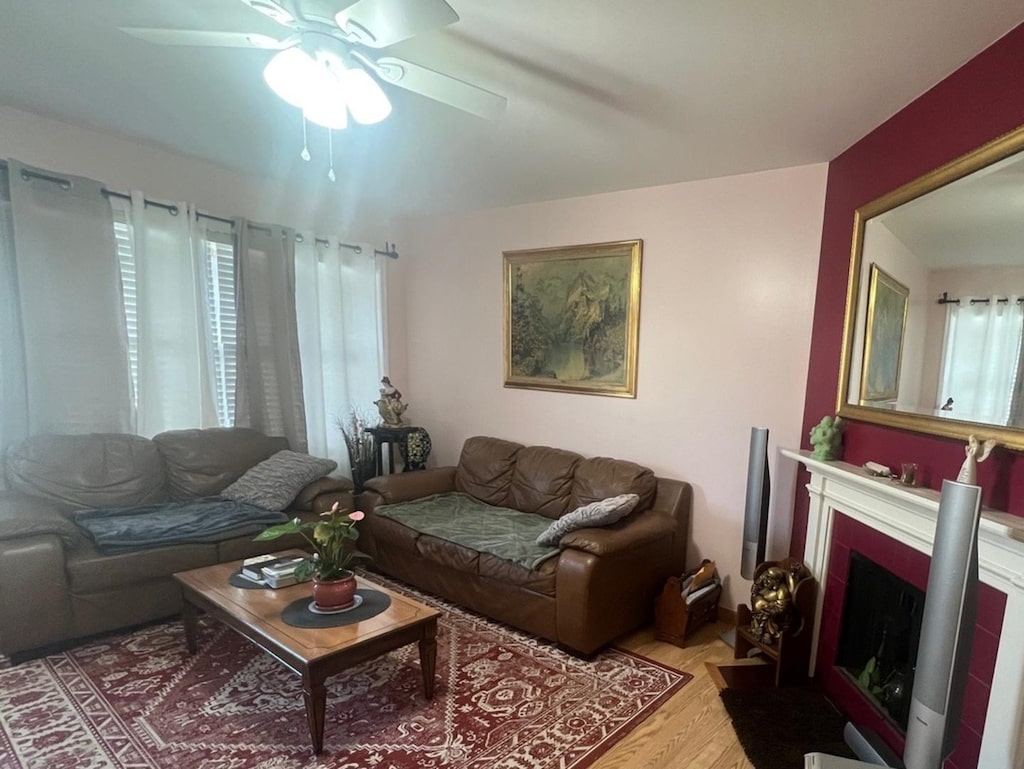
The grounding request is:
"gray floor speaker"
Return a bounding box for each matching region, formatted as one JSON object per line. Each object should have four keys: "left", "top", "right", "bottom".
{"left": 740, "top": 426, "right": 769, "bottom": 580}
{"left": 903, "top": 479, "right": 981, "bottom": 769}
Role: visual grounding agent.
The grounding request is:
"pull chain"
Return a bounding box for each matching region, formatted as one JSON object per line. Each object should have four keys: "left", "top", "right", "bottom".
{"left": 327, "top": 128, "right": 336, "bottom": 182}
{"left": 300, "top": 114, "right": 311, "bottom": 162}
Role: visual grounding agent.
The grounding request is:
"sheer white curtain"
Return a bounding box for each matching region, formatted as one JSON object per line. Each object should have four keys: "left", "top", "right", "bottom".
{"left": 295, "top": 235, "right": 384, "bottom": 472}
{"left": 116, "top": 193, "right": 218, "bottom": 436}
{"left": 939, "top": 296, "right": 1024, "bottom": 424}
{"left": 0, "top": 166, "right": 28, "bottom": 465}
{"left": 6, "top": 160, "right": 132, "bottom": 435}
{"left": 234, "top": 219, "right": 307, "bottom": 452}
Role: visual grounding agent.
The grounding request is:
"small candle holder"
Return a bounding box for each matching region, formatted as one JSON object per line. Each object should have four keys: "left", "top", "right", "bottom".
{"left": 899, "top": 462, "right": 918, "bottom": 486}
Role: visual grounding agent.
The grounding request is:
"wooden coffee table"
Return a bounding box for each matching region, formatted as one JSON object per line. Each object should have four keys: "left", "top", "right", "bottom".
{"left": 173, "top": 553, "right": 440, "bottom": 754}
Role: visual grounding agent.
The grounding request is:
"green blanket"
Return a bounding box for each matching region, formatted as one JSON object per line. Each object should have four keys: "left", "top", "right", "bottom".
{"left": 376, "top": 492, "right": 560, "bottom": 570}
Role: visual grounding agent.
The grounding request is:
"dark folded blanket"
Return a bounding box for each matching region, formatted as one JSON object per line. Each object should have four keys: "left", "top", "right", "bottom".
{"left": 73, "top": 498, "right": 288, "bottom": 554}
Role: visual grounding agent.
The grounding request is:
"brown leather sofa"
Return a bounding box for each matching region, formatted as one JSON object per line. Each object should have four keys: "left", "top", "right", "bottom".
{"left": 0, "top": 427, "right": 352, "bottom": 662}
{"left": 358, "top": 436, "right": 691, "bottom": 655}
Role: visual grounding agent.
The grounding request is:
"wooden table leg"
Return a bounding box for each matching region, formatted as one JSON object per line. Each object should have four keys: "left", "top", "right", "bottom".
{"left": 182, "top": 599, "right": 198, "bottom": 654}
{"left": 301, "top": 668, "right": 327, "bottom": 754}
{"left": 419, "top": 620, "right": 437, "bottom": 700}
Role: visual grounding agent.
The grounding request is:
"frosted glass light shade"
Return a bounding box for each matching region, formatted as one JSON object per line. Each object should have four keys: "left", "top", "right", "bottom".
{"left": 264, "top": 44, "right": 390, "bottom": 131}
{"left": 303, "top": 97, "right": 348, "bottom": 130}
{"left": 263, "top": 48, "right": 319, "bottom": 109}
{"left": 343, "top": 68, "right": 392, "bottom": 125}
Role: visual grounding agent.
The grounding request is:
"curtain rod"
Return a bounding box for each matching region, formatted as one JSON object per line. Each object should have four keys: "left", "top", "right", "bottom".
{"left": 937, "top": 292, "right": 1024, "bottom": 305}
{"left": 5, "top": 163, "right": 399, "bottom": 259}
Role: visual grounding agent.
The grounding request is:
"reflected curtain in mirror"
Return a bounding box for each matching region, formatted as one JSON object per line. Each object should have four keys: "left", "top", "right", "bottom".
{"left": 939, "top": 297, "right": 1024, "bottom": 426}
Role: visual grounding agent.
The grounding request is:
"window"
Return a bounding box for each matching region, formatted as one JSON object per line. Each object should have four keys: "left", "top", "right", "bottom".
{"left": 203, "top": 238, "right": 237, "bottom": 427}
{"left": 113, "top": 213, "right": 238, "bottom": 428}
{"left": 112, "top": 212, "right": 139, "bottom": 405}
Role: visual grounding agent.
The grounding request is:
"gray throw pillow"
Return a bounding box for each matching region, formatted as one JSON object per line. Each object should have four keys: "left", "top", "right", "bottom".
{"left": 220, "top": 450, "right": 337, "bottom": 511}
{"left": 535, "top": 493, "right": 640, "bottom": 547}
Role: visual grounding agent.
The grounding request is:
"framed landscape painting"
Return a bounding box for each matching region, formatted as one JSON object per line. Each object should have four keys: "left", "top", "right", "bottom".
{"left": 860, "top": 263, "right": 909, "bottom": 402}
{"left": 503, "top": 240, "right": 642, "bottom": 397}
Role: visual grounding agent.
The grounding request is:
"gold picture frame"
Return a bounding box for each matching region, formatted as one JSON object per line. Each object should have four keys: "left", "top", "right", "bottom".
{"left": 503, "top": 240, "right": 642, "bottom": 397}
{"left": 860, "top": 264, "right": 909, "bottom": 403}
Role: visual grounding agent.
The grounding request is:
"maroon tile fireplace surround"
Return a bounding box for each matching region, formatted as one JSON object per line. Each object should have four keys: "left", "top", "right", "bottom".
{"left": 818, "top": 512, "right": 1005, "bottom": 769}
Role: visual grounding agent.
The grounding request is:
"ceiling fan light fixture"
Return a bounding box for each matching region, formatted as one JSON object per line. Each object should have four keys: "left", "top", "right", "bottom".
{"left": 342, "top": 68, "right": 392, "bottom": 125}
{"left": 303, "top": 98, "right": 348, "bottom": 130}
{"left": 263, "top": 47, "right": 319, "bottom": 109}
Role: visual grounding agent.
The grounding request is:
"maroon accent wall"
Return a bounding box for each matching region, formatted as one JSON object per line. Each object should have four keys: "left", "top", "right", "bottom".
{"left": 819, "top": 514, "right": 1005, "bottom": 769}
{"left": 793, "top": 22, "right": 1024, "bottom": 555}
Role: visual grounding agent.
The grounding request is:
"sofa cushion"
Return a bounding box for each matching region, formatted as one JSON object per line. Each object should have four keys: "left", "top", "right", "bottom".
{"left": 153, "top": 428, "right": 288, "bottom": 500}
{"left": 508, "top": 445, "right": 581, "bottom": 519}
{"left": 536, "top": 493, "right": 640, "bottom": 546}
{"left": 454, "top": 436, "right": 522, "bottom": 507}
{"left": 219, "top": 450, "right": 337, "bottom": 511}
{"left": 5, "top": 433, "right": 167, "bottom": 510}
{"left": 66, "top": 540, "right": 219, "bottom": 594}
{"left": 376, "top": 492, "right": 560, "bottom": 570}
{"left": 571, "top": 456, "right": 657, "bottom": 512}
{"left": 478, "top": 551, "right": 558, "bottom": 595}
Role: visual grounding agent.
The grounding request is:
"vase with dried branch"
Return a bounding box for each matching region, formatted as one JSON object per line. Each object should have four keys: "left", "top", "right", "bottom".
{"left": 338, "top": 408, "right": 376, "bottom": 493}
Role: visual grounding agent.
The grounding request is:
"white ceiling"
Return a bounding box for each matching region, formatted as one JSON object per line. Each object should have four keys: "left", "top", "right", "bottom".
{"left": 0, "top": 1, "right": 1022, "bottom": 220}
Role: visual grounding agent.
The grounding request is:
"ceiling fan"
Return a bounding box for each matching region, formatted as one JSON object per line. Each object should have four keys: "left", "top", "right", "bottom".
{"left": 120, "top": 0, "right": 507, "bottom": 129}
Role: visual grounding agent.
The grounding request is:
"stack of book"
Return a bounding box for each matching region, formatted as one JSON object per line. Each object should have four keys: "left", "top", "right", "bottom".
{"left": 239, "top": 555, "right": 309, "bottom": 588}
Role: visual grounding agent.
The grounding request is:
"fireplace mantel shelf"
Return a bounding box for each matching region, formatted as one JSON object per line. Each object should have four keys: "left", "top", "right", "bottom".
{"left": 782, "top": 448, "right": 1024, "bottom": 585}
{"left": 783, "top": 448, "right": 1024, "bottom": 767}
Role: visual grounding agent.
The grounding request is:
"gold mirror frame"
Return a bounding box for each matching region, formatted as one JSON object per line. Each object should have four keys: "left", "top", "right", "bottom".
{"left": 836, "top": 122, "right": 1024, "bottom": 449}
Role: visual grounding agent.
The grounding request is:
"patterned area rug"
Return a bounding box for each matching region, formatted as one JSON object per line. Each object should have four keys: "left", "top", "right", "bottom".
{"left": 0, "top": 576, "right": 690, "bottom": 768}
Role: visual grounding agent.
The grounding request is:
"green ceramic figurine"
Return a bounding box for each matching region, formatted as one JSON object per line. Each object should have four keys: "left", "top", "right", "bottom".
{"left": 809, "top": 415, "right": 844, "bottom": 460}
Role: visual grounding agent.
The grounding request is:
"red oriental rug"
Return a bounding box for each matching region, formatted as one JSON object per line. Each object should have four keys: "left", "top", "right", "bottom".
{"left": 0, "top": 576, "right": 690, "bottom": 768}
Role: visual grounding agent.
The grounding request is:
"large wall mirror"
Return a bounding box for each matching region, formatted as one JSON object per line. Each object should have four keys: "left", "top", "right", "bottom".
{"left": 837, "top": 123, "right": 1024, "bottom": 450}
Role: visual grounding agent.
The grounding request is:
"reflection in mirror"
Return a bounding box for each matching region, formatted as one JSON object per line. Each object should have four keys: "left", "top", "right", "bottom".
{"left": 838, "top": 123, "right": 1024, "bottom": 449}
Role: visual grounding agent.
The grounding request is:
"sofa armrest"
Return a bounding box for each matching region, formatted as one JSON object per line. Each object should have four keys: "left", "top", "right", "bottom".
{"left": 291, "top": 476, "right": 355, "bottom": 511}
{"left": 558, "top": 510, "right": 675, "bottom": 556}
{"left": 0, "top": 492, "right": 80, "bottom": 548}
{"left": 362, "top": 467, "right": 457, "bottom": 506}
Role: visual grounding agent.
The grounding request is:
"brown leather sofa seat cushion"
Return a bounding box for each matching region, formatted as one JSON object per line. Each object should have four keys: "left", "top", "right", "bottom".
{"left": 478, "top": 551, "right": 557, "bottom": 595}
{"left": 66, "top": 540, "right": 219, "bottom": 594}
{"left": 571, "top": 456, "right": 657, "bottom": 512}
{"left": 153, "top": 427, "right": 288, "bottom": 500}
{"left": 507, "top": 445, "right": 581, "bottom": 519}
{"left": 5, "top": 433, "right": 167, "bottom": 511}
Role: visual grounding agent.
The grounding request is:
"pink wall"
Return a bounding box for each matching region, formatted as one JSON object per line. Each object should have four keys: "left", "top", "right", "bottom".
{"left": 395, "top": 164, "right": 828, "bottom": 610}
{"left": 795, "top": 23, "right": 1024, "bottom": 554}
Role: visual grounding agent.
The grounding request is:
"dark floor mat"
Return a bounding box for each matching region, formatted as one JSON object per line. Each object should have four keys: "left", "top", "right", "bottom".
{"left": 720, "top": 687, "right": 857, "bottom": 769}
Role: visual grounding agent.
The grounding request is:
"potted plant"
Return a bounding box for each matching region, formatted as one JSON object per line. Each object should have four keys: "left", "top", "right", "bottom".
{"left": 254, "top": 502, "right": 369, "bottom": 610}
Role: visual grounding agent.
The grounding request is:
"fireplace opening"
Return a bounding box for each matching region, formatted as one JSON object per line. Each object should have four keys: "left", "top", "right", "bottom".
{"left": 836, "top": 552, "right": 925, "bottom": 732}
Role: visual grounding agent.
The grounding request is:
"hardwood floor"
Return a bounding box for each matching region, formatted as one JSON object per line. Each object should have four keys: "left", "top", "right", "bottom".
{"left": 596, "top": 619, "right": 754, "bottom": 769}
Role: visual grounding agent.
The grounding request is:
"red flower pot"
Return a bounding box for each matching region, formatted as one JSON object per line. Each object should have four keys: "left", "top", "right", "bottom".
{"left": 312, "top": 572, "right": 357, "bottom": 610}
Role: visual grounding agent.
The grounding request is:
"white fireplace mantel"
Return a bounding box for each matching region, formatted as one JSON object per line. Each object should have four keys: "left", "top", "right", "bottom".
{"left": 782, "top": 449, "right": 1024, "bottom": 769}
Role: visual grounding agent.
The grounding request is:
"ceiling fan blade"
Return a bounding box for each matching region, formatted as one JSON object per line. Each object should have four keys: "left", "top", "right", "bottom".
{"left": 335, "top": 0, "right": 458, "bottom": 48}
{"left": 119, "top": 28, "right": 288, "bottom": 49}
{"left": 240, "top": 0, "right": 296, "bottom": 27}
{"left": 362, "top": 55, "right": 506, "bottom": 120}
